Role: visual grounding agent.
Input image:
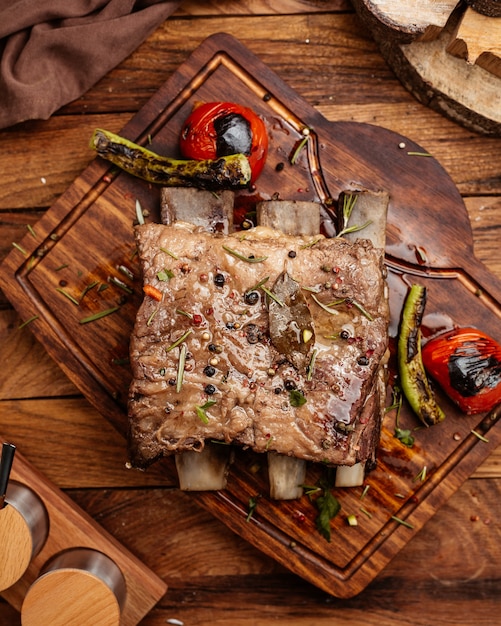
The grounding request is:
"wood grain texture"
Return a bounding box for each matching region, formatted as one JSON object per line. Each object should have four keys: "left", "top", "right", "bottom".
{"left": 2, "top": 30, "right": 501, "bottom": 600}
{"left": 0, "top": 2, "right": 500, "bottom": 623}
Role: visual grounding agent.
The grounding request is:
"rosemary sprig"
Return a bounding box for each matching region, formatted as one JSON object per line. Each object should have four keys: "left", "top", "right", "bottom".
{"left": 261, "top": 285, "right": 284, "bottom": 307}
{"left": 222, "top": 245, "right": 268, "bottom": 263}
{"left": 166, "top": 329, "right": 193, "bottom": 352}
{"left": 176, "top": 343, "right": 187, "bottom": 392}
{"left": 18, "top": 315, "right": 39, "bottom": 329}
{"left": 311, "top": 294, "right": 339, "bottom": 316}
{"left": 79, "top": 306, "right": 120, "bottom": 324}
{"left": 160, "top": 246, "right": 179, "bottom": 259}
{"left": 336, "top": 194, "right": 372, "bottom": 238}
{"left": 195, "top": 400, "right": 216, "bottom": 424}
{"left": 135, "top": 198, "right": 145, "bottom": 225}
{"left": 12, "top": 242, "right": 27, "bottom": 256}
{"left": 246, "top": 276, "right": 269, "bottom": 294}
{"left": 56, "top": 287, "right": 80, "bottom": 306}
{"left": 306, "top": 349, "right": 317, "bottom": 381}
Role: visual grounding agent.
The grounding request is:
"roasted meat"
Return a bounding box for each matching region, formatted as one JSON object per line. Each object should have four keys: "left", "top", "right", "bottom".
{"left": 128, "top": 222, "right": 389, "bottom": 469}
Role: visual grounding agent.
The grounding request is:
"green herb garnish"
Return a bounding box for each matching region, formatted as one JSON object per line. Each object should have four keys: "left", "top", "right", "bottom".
{"left": 222, "top": 245, "right": 268, "bottom": 263}
{"left": 157, "top": 268, "right": 174, "bottom": 281}
{"left": 289, "top": 389, "right": 307, "bottom": 407}
{"left": 79, "top": 306, "right": 120, "bottom": 324}
{"left": 336, "top": 193, "right": 372, "bottom": 238}
{"left": 246, "top": 495, "right": 261, "bottom": 522}
{"left": 166, "top": 329, "right": 193, "bottom": 352}
{"left": 305, "top": 468, "right": 341, "bottom": 541}
{"left": 56, "top": 287, "right": 80, "bottom": 306}
{"left": 176, "top": 343, "right": 187, "bottom": 392}
{"left": 195, "top": 400, "right": 216, "bottom": 424}
{"left": 160, "top": 247, "right": 179, "bottom": 259}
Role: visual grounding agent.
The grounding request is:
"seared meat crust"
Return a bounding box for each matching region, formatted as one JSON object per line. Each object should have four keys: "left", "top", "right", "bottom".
{"left": 128, "top": 222, "right": 388, "bottom": 468}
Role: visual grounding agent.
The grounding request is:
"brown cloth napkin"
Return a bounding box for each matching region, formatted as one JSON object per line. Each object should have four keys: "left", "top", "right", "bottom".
{"left": 0, "top": 0, "right": 182, "bottom": 129}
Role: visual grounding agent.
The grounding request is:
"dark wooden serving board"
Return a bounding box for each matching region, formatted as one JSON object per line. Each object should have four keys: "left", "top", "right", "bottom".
{"left": 1, "top": 33, "right": 500, "bottom": 598}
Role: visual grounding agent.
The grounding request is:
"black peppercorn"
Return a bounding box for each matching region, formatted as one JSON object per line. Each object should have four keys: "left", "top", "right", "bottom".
{"left": 274, "top": 387, "right": 282, "bottom": 394}
{"left": 203, "top": 365, "right": 216, "bottom": 377}
{"left": 204, "top": 384, "right": 216, "bottom": 395}
{"left": 214, "top": 273, "right": 225, "bottom": 287}
{"left": 340, "top": 329, "right": 350, "bottom": 340}
{"left": 275, "top": 162, "right": 285, "bottom": 172}
{"left": 288, "top": 250, "right": 297, "bottom": 258}
{"left": 284, "top": 379, "right": 297, "bottom": 391}
{"left": 357, "top": 356, "right": 369, "bottom": 366}
{"left": 245, "top": 291, "right": 259, "bottom": 305}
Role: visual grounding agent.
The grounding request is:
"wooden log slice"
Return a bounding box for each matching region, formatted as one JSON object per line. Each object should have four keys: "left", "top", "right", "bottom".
{"left": 352, "top": 0, "right": 501, "bottom": 136}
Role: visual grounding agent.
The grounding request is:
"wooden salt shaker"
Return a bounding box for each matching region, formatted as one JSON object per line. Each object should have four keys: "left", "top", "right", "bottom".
{"left": 0, "top": 481, "right": 49, "bottom": 592}
{"left": 21, "top": 547, "right": 127, "bottom": 626}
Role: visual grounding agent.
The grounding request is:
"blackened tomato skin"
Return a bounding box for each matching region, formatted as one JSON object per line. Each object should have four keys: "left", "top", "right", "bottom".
{"left": 422, "top": 327, "right": 501, "bottom": 414}
{"left": 179, "top": 102, "right": 268, "bottom": 183}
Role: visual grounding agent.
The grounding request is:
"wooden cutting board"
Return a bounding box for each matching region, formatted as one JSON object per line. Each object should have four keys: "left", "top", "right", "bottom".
{"left": 1, "top": 33, "right": 500, "bottom": 598}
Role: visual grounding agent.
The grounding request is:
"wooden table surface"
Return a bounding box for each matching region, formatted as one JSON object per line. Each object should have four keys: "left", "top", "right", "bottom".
{"left": 1, "top": 2, "right": 501, "bottom": 624}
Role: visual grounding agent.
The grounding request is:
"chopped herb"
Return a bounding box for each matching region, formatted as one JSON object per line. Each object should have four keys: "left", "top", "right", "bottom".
{"left": 306, "top": 349, "right": 317, "bottom": 381}
{"left": 18, "top": 315, "right": 39, "bottom": 329}
{"left": 79, "top": 306, "right": 120, "bottom": 324}
{"left": 98, "top": 284, "right": 109, "bottom": 293}
{"left": 407, "top": 151, "right": 432, "bottom": 157}
{"left": 336, "top": 193, "right": 372, "bottom": 238}
{"left": 56, "top": 287, "right": 80, "bottom": 305}
{"left": 147, "top": 305, "right": 160, "bottom": 326}
{"left": 222, "top": 245, "right": 268, "bottom": 263}
{"left": 176, "top": 343, "right": 187, "bottom": 393}
{"left": 413, "top": 466, "right": 427, "bottom": 483}
{"left": 265, "top": 435, "right": 274, "bottom": 450}
{"left": 112, "top": 357, "right": 129, "bottom": 366}
{"left": 27, "top": 224, "right": 37, "bottom": 238}
{"left": 350, "top": 299, "right": 374, "bottom": 321}
{"left": 157, "top": 268, "right": 174, "bottom": 281}
{"left": 175, "top": 308, "right": 193, "bottom": 319}
{"left": 135, "top": 198, "right": 145, "bottom": 225}
{"left": 109, "top": 276, "right": 133, "bottom": 294}
{"left": 289, "top": 389, "right": 307, "bottom": 407}
{"left": 390, "top": 385, "right": 415, "bottom": 448}
{"left": 261, "top": 286, "right": 284, "bottom": 307}
{"left": 391, "top": 515, "right": 414, "bottom": 529}
{"left": 12, "top": 242, "right": 27, "bottom": 256}
{"left": 246, "top": 276, "right": 269, "bottom": 294}
{"left": 311, "top": 294, "right": 339, "bottom": 316}
{"left": 118, "top": 265, "right": 135, "bottom": 280}
{"left": 160, "top": 246, "right": 179, "bottom": 260}
{"left": 471, "top": 429, "right": 489, "bottom": 443}
{"left": 80, "top": 280, "right": 99, "bottom": 301}
{"left": 166, "top": 329, "right": 193, "bottom": 352}
{"left": 290, "top": 131, "right": 311, "bottom": 165}
{"left": 195, "top": 400, "right": 217, "bottom": 424}
{"left": 359, "top": 506, "right": 372, "bottom": 519}
{"left": 55, "top": 264, "right": 69, "bottom": 272}
{"left": 300, "top": 237, "right": 321, "bottom": 249}
{"left": 360, "top": 485, "right": 370, "bottom": 500}
{"left": 246, "top": 495, "right": 261, "bottom": 521}
{"left": 307, "top": 468, "right": 341, "bottom": 542}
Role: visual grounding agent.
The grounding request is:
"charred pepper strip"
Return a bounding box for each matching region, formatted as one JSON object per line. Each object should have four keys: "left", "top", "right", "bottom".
{"left": 398, "top": 284, "right": 445, "bottom": 426}
{"left": 90, "top": 129, "right": 252, "bottom": 190}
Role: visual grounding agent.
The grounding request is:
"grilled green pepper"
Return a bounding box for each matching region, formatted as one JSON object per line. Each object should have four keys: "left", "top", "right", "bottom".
{"left": 90, "top": 129, "right": 252, "bottom": 190}
{"left": 398, "top": 284, "right": 445, "bottom": 426}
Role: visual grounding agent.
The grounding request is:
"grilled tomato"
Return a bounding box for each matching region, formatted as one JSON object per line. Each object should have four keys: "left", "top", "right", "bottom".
{"left": 179, "top": 102, "right": 268, "bottom": 183}
{"left": 422, "top": 327, "right": 501, "bottom": 415}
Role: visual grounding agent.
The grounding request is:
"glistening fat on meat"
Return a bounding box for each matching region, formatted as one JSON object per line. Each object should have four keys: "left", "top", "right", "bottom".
{"left": 127, "top": 221, "right": 389, "bottom": 470}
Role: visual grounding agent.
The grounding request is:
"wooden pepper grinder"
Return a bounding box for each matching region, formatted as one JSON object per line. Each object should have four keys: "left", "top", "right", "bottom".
{"left": 21, "top": 548, "right": 127, "bottom": 625}
{"left": 0, "top": 443, "right": 49, "bottom": 592}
